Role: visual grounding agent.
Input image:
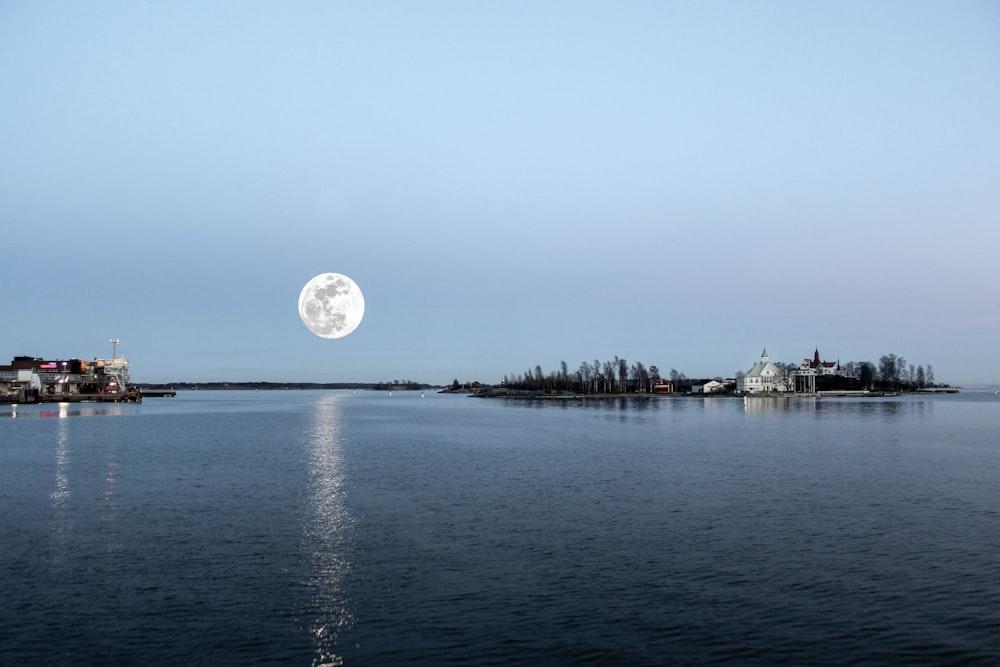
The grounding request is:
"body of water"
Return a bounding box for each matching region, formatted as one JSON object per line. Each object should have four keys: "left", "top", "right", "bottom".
{"left": 2, "top": 390, "right": 999, "bottom": 665}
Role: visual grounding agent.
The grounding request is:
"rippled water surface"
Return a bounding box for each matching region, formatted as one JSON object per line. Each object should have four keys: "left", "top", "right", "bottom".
{"left": 2, "top": 390, "right": 999, "bottom": 665}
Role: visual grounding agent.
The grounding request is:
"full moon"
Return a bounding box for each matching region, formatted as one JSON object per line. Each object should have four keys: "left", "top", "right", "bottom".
{"left": 298, "top": 273, "right": 365, "bottom": 339}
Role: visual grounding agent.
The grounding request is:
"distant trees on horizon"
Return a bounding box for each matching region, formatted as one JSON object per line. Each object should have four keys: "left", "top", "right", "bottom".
{"left": 499, "top": 352, "right": 941, "bottom": 395}
{"left": 501, "top": 357, "right": 692, "bottom": 394}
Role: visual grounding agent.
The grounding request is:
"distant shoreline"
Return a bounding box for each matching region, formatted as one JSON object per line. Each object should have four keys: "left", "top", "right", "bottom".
{"left": 467, "top": 388, "right": 961, "bottom": 399}
{"left": 134, "top": 384, "right": 962, "bottom": 397}
{"left": 137, "top": 382, "right": 437, "bottom": 391}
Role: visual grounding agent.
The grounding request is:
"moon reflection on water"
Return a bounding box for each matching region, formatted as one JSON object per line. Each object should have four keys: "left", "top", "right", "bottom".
{"left": 304, "top": 394, "right": 354, "bottom": 666}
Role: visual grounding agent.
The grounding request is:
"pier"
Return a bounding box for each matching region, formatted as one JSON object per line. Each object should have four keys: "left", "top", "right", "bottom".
{"left": 0, "top": 341, "right": 173, "bottom": 404}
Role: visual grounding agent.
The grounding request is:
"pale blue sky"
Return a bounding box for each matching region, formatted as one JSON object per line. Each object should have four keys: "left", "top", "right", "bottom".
{"left": 2, "top": 1, "right": 998, "bottom": 385}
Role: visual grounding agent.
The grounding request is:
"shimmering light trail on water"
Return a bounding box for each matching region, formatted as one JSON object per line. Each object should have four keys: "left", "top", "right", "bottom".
{"left": 1, "top": 390, "right": 998, "bottom": 665}
{"left": 305, "top": 394, "right": 354, "bottom": 667}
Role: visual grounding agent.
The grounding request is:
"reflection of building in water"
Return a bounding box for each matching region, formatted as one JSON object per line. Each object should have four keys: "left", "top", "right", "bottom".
{"left": 741, "top": 395, "right": 802, "bottom": 413}
{"left": 48, "top": 417, "right": 73, "bottom": 564}
{"left": 101, "top": 440, "right": 123, "bottom": 557}
{"left": 701, "top": 395, "right": 735, "bottom": 413}
{"left": 305, "top": 395, "right": 353, "bottom": 667}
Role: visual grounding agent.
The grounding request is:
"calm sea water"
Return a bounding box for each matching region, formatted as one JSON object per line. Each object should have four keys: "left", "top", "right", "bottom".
{"left": 2, "top": 389, "right": 999, "bottom": 666}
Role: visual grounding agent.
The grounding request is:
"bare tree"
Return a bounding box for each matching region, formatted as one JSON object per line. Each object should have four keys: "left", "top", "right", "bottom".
{"left": 603, "top": 361, "right": 615, "bottom": 394}
{"left": 578, "top": 362, "right": 591, "bottom": 394}
{"left": 631, "top": 361, "right": 649, "bottom": 393}
{"left": 859, "top": 361, "right": 875, "bottom": 390}
{"left": 878, "top": 354, "right": 898, "bottom": 387}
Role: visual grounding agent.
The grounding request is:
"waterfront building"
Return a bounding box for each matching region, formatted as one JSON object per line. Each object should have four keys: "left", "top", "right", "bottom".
{"left": 0, "top": 355, "right": 134, "bottom": 403}
{"left": 692, "top": 380, "right": 727, "bottom": 394}
{"left": 799, "top": 348, "right": 840, "bottom": 375}
{"left": 736, "top": 348, "right": 789, "bottom": 394}
{"left": 792, "top": 348, "right": 841, "bottom": 393}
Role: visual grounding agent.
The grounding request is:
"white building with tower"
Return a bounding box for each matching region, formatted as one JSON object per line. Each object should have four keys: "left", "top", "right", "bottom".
{"left": 736, "top": 348, "right": 788, "bottom": 394}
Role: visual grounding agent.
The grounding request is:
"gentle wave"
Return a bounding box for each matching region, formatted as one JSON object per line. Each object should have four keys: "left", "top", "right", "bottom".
{"left": 1, "top": 391, "right": 998, "bottom": 665}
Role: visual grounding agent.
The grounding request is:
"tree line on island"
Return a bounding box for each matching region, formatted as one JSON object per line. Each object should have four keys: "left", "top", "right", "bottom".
{"left": 135, "top": 355, "right": 940, "bottom": 394}
{"left": 493, "top": 358, "right": 664, "bottom": 395}
{"left": 486, "top": 353, "right": 941, "bottom": 395}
